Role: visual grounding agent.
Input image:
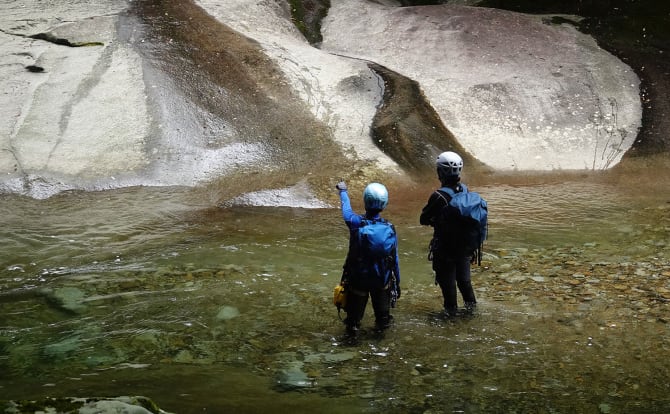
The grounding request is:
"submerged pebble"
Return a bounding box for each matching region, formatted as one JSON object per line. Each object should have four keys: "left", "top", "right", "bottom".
{"left": 216, "top": 305, "right": 241, "bottom": 320}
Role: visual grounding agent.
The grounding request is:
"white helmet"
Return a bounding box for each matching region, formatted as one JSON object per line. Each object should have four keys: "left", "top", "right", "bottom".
{"left": 436, "top": 151, "right": 463, "bottom": 179}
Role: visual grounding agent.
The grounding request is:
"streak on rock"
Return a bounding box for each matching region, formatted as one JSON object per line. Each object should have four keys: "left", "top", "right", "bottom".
{"left": 25, "top": 65, "right": 44, "bottom": 72}
{"left": 29, "top": 32, "right": 104, "bottom": 47}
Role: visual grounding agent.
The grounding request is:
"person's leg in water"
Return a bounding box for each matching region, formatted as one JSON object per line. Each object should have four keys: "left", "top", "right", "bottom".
{"left": 343, "top": 287, "right": 368, "bottom": 335}
{"left": 455, "top": 256, "right": 476, "bottom": 312}
{"left": 370, "top": 285, "right": 392, "bottom": 331}
{"left": 434, "top": 256, "right": 458, "bottom": 316}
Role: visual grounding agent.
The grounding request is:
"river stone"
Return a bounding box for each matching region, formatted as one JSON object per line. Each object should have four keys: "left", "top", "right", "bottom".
{"left": 79, "top": 400, "right": 157, "bottom": 414}
{"left": 43, "top": 336, "right": 80, "bottom": 359}
{"left": 1, "top": 396, "right": 173, "bottom": 414}
{"left": 304, "top": 351, "right": 356, "bottom": 363}
{"left": 275, "top": 361, "right": 313, "bottom": 391}
{"left": 228, "top": 181, "right": 332, "bottom": 208}
{"left": 634, "top": 268, "right": 649, "bottom": 277}
{"left": 504, "top": 274, "right": 527, "bottom": 283}
{"left": 216, "top": 305, "right": 241, "bottom": 320}
{"left": 47, "top": 287, "right": 88, "bottom": 313}
{"left": 599, "top": 403, "right": 612, "bottom": 413}
{"left": 324, "top": 351, "right": 356, "bottom": 363}
{"left": 173, "top": 350, "right": 194, "bottom": 364}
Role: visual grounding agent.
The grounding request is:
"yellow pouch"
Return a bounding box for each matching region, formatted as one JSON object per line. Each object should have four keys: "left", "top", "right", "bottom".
{"left": 333, "top": 284, "right": 347, "bottom": 309}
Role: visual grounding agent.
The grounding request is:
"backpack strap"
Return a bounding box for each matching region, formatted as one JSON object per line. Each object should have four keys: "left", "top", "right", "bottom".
{"left": 435, "top": 189, "right": 451, "bottom": 204}
{"left": 435, "top": 185, "right": 459, "bottom": 207}
{"left": 438, "top": 187, "right": 454, "bottom": 198}
{"left": 360, "top": 216, "right": 386, "bottom": 226}
{"left": 438, "top": 183, "right": 467, "bottom": 197}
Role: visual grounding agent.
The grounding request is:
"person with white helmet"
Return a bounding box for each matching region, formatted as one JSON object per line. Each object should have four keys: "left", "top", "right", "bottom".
{"left": 335, "top": 181, "right": 401, "bottom": 336}
{"left": 420, "top": 151, "right": 477, "bottom": 317}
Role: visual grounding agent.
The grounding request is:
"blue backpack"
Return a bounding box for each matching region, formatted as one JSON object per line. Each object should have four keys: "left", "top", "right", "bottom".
{"left": 351, "top": 218, "right": 397, "bottom": 284}
{"left": 435, "top": 184, "right": 488, "bottom": 264}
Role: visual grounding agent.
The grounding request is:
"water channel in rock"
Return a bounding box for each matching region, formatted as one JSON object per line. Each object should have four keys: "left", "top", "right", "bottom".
{"left": 1, "top": 155, "right": 669, "bottom": 413}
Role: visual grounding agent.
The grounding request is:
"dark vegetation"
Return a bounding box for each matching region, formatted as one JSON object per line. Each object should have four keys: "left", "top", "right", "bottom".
{"left": 288, "top": 0, "right": 330, "bottom": 44}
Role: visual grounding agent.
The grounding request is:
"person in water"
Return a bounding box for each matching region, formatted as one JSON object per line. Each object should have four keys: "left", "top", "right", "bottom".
{"left": 336, "top": 181, "right": 400, "bottom": 335}
{"left": 420, "top": 151, "right": 477, "bottom": 317}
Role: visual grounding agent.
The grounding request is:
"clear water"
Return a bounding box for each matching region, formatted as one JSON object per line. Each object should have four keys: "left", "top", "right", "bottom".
{"left": 1, "top": 157, "right": 669, "bottom": 413}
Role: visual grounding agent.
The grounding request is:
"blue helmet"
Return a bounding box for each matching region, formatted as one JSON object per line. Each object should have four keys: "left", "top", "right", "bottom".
{"left": 363, "top": 183, "right": 388, "bottom": 211}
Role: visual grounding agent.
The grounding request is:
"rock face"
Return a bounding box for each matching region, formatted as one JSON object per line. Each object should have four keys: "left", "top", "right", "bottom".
{"left": 321, "top": 1, "right": 642, "bottom": 170}
{"left": 0, "top": 1, "right": 148, "bottom": 198}
{"left": 0, "top": 0, "right": 644, "bottom": 199}
{"left": 197, "top": 0, "right": 642, "bottom": 171}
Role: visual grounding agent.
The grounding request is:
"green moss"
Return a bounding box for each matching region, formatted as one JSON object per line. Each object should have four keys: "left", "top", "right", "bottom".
{"left": 287, "top": 0, "right": 331, "bottom": 44}
{"left": 133, "top": 396, "right": 162, "bottom": 413}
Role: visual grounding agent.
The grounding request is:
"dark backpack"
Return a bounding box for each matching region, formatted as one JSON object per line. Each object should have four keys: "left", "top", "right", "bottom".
{"left": 435, "top": 184, "right": 488, "bottom": 264}
{"left": 348, "top": 218, "right": 397, "bottom": 284}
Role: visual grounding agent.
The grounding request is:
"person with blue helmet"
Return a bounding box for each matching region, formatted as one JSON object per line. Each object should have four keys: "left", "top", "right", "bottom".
{"left": 420, "top": 151, "right": 477, "bottom": 317}
{"left": 336, "top": 181, "right": 401, "bottom": 335}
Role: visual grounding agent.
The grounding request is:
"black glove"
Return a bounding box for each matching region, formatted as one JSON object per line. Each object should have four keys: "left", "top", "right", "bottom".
{"left": 335, "top": 181, "right": 347, "bottom": 192}
{"left": 396, "top": 286, "right": 401, "bottom": 299}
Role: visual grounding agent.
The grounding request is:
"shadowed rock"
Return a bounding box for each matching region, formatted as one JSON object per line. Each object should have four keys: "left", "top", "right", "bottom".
{"left": 370, "top": 62, "right": 488, "bottom": 175}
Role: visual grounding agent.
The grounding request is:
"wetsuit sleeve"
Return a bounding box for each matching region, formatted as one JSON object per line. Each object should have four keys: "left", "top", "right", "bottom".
{"left": 419, "top": 191, "right": 445, "bottom": 226}
{"left": 339, "top": 190, "right": 362, "bottom": 229}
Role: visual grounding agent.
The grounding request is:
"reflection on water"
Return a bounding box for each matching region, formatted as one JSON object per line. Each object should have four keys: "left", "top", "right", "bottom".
{"left": 1, "top": 163, "right": 669, "bottom": 413}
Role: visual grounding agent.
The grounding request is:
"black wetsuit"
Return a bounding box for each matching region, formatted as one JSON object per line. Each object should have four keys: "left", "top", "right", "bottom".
{"left": 420, "top": 183, "right": 477, "bottom": 315}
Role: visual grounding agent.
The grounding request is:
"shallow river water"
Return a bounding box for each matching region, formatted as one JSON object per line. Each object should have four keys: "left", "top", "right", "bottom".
{"left": 1, "top": 156, "right": 669, "bottom": 413}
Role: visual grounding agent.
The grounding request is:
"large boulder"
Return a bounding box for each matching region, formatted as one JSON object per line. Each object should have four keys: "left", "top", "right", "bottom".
{"left": 198, "top": 0, "right": 642, "bottom": 171}
{"left": 320, "top": 1, "right": 643, "bottom": 170}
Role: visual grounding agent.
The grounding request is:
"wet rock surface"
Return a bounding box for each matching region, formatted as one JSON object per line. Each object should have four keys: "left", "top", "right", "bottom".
{"left": 0, "top": 1, "right": 148, "bottom": 198}
{"left": 0, "top": 0, "right": 656, "bottom": 200}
